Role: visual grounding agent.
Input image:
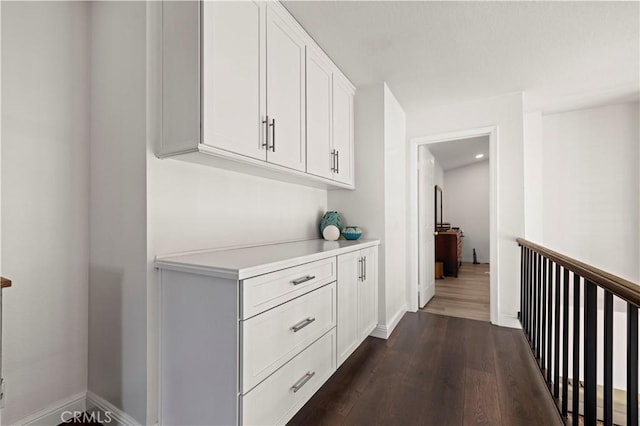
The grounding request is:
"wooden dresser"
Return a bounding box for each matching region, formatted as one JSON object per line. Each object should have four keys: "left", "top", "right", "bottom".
{"left": 436, "top": 230, "right": 463, "bottom": 277}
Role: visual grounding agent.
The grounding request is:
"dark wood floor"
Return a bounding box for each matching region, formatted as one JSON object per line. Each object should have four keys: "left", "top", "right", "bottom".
{"left": 289, "top": 311, "right": 563, "bottom": 426}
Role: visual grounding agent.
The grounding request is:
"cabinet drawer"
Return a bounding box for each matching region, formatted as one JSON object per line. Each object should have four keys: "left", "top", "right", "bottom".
{"left": 241, "top": 329, "right": 336, "bottom": 425}
{"left": 242, "top": 282, "right": 335, "bottom": 393}
{"left": 241, "top": 257, "right": 336, "bottom": 319}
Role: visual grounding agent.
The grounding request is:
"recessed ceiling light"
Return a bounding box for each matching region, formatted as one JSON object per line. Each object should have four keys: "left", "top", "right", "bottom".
{"left": 475, "top": 153, "right": 484, "bottom": 159}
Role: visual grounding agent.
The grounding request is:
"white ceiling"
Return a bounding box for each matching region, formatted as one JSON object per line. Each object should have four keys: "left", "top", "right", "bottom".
{"left": 427, "top": 135, "right": 490, "bottom": 171}
{"left": 283, "top": 1, "right": 640, "bottom": 114}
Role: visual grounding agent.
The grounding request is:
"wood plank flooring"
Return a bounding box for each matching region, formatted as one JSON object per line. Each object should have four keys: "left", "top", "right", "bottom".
{"left": 422, "top": 262, "right": 490, "bottom": 322}
{"left": 289, "top": 312, "right": 562, "bottom": 426}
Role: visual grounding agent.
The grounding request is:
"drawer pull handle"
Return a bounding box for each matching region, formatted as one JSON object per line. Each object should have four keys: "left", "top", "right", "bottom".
{"left": 291, "top": 275, "right": 315, "bottom": 285}
{"left": 291, "top": 371, "right": 316, "bottom": 393}
{"left": 291, "top": 317, "right": 316, "bottom": 332}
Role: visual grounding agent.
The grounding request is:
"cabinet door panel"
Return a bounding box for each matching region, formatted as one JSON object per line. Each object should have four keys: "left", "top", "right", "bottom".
{"left": 202, "top": 1, "right": 266, "bottom": 160}
{"left": 266, "top": 6, "right": 306, "bottom": 171}
{"left": 358, "top": 247, "right": 377, "bottom": 340}
{"left": 337, "top": 251, "right": 360, "bottom": 366}
{"left": 305, "top": 49, "right": 333, "bottom": 179}
{"left": 332, "top": 78, "right": 354, "bottom": 185}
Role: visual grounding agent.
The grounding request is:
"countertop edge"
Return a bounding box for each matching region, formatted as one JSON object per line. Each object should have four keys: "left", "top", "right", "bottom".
{"left": 154, "top": 239, "right": 380, "bottom": 281}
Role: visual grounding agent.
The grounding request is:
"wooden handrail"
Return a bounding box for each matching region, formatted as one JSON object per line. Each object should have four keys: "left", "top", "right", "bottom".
{"left": 517, "top": 238, "right": 640, "bottom": 307}
{"left": 0, "top": 276, "right": 11, "bottom": 288}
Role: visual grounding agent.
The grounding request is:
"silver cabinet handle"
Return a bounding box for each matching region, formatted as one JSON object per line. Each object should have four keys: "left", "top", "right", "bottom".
{"left": 291, "top": 275, "right": 315, "bottom": 285}
{"left": 330, "top": 149, "right": 336, "bottom": 172}
{"left": 291, "top": 317, "right": 316, "bottom": 332}
{"left": 269, "top": 118, "right": 276, "bottom": 152}
{"left": 336, "top": 150, "right": 339, "bottom": 174}
{"left": 291, "top": 371, "right": 315, "bottom": 393}
{"left": 262, "top": 115, "right": 270, "bottom": 149}
{"left": 358, "top": 257, "right": 363, "bottom": 281}
{"left": 363, "top": 256, "right": 367, "bottom": 280}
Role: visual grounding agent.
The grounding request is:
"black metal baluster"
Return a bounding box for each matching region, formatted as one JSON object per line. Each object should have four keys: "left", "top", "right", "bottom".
{"left": 533, "top": 252, "right": 539, "bottom": 353}
{"left": 562, "top": 268, "right": 569, "bottom": 417}
{"left": 547, "top": 260, "right": 554, "bottom": 385}
{"left": 603, "top": 291, "right": 613, "bottom": 426}
{"left": 524, "top": 248, "right": 529, "bottom": 335}
{"left": 628, "top": 304, "right": 638, "bottom": 426}
{"left": 529, "top": 249, "right": 534, "bottom": 340}
{"left": 584, "top": 281, "right": 597, "bottom": 425}
{"left": 542, "top": 257, "right": 548, "bottom": 373}
{"left": 572, "top": 274, "right": 581, "bottom": 426}
{"left": 520, "top": 245, "right": 524, "bottom": 325}
{"left": 520, "top": 247, "right": 529, "bottom": 334}
{"left": 537, "top": 253, "right": 543, "bottom": 359}
{"left": 554, "top": 264, "right": 561, "bottom": 398}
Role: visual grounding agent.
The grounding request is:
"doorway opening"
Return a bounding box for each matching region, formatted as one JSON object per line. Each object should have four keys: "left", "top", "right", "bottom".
{"left": 408, "top": 127, "right": 498, "bottom": 323}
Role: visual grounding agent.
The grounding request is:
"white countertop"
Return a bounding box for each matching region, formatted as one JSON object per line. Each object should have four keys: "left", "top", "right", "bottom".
{"left": 155, "top": 238, "right": 380, "bottom": 280}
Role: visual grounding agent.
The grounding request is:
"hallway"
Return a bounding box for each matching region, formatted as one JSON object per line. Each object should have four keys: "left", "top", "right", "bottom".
{"left": 422, "top": 262, "right": 491, "bottom": 322}
{"left": 289, "top": 312, "right": 562, "bottom": 426}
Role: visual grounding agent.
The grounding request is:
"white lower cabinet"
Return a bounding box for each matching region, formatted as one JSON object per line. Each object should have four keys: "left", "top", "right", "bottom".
{"left": 242, "top": 329, "right": 336, "bottom": 425}
{"left": 156, "top": 240, "right": 378, "bottom": 425}
{"left": 337, "top": 247, "right": 377, "bottom": 366}
{"left": 242, "top": 282, "right": 336, "bottom": 392}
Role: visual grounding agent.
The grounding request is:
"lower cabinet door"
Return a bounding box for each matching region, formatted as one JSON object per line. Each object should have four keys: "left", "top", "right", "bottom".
{"left": 241, "top": 329, "right": 336, "bottom": 425}
{"left": 337, "top": 250, "right": 360, "bottom": 366}
{"left": 358, "top": 247, "right": 377, "bottom": 341}
{"left": 242, "top": 282, "right": 336, "bottom": 393}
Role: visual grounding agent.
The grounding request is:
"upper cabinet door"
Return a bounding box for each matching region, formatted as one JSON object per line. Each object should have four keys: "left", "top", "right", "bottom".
{"left": 265, "top": 5, "right": 306, "bottom": 171}
{"left": 305, "top": 48, "right": 333, "bottom": 180}
{"left": 332, "top": 78, "right": 354, "bottom": 185}
{"left": 202, "top": 1, "right": 266, "bottom": 160}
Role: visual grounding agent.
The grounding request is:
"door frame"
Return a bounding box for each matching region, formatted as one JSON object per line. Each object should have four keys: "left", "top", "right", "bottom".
{"left": 407, "top": 126, "right": 498, "bottom": 324}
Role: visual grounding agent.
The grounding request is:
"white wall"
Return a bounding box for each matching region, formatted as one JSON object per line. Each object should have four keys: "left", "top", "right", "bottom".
{"left": 542, "top": 102, "right": 640, "bottom": 283}
{"left": 1, "top": 2, "right": 89, "bottom": 423}
{"left": 444, "top": 160, "right": 490, "bottom": 263}
{"left": 523, "top": 112, "right": 543, "bottom": 243}
{"left": 434, "top": 160, "right": 444, "bottom": 190}
{"left": 383, "top": 84, "right": 408, "bottom": 324}
{"left": 89, "top": 2, "right": 148, "bottom": 423}
{"left": 407, "top": 92, "right": 525, "bottom": 326}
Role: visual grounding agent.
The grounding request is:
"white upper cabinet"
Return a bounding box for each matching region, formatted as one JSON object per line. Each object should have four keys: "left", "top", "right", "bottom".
{"left": 202, "top": 1, "right": 267, "bottom": 160}
{"left": 202, "top": 1, "right": 266, "bottom": 161}
{"left": 305, "top": 48, "right": 333, "bottom": 180}
{"left": 306, "top": 49, "right": 355, "bottom": 186}
{"left": 332, "top": 77, "right": 354, "bottom": 185}
{"left": 159, "top": 1, "right": 355, "bottom": 189}
{"left": 265, "top": 5, "right": 306, "bottom": 171}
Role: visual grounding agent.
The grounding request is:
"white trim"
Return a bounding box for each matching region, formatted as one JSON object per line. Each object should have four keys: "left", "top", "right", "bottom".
{"left": 407, "top": 126, "right": 499, "bottom": 325}
{"left": 16, "top": 391, "right": 86, "bottom": 426}
{"left": 370, "top": 306, "right": 406, "bottom": 339}
{"left": 86, "top": 391, "right": 140, "bottom": 426}
{"left": 496, "top": 315, "right": 522, "bottom": 329}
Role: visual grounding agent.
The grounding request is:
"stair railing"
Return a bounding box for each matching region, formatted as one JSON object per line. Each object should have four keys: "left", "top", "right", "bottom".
{"left": 517, "top": 238, "right": 639, "bottom": 426}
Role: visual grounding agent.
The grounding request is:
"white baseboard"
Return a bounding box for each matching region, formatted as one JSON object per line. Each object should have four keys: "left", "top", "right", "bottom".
{"left": 370, "top": 305, "right": 407, "bottom": 339}
{"left": 16, "top": 391, "right": 86, "bottom": 426}
{"left": 86, "top": 391, "right": 140, "bottom": 426}
{"left": 494, "top": 314, "right": 522, "bottom": 329}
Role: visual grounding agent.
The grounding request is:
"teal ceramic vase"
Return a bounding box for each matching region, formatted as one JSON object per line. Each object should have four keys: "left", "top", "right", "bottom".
{"left": 320, "top": 211, "right": 343, "bottom": 235}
